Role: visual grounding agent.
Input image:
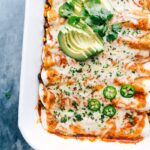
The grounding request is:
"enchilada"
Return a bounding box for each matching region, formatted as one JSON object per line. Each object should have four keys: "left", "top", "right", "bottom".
{"left": 38, "top": 0, "right": 150, "bottom": 143}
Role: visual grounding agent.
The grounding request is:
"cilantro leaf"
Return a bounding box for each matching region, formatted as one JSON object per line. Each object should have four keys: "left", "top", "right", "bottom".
{"left": 86, "top": 6, "right": 113, "bottom": 25}
{"left": 112, "top": 23, "right": 122, "bottom": 33}
{"left": 68, "top": 16, "right": 80, "bottom": 26}
{"left": 85, "top": 16, "right": 93, "bottom": 26}
{"left": 60, "top": 116, "right": 67, "bottom": 123}
{"left": 81, "top": 7, "right": 89, "bottom": 18}
{"left": 106, "top": 23, "right": 121, "bottom": 43}
{"left": 106, "top": 32, "right": 118, "bottom": 42}
{"left": 93, "top": 25, "right": 108, "bottom": 37}
{"left": 75, "top": 114, "right": 83, "bottom": 121}
{"left": 59, "top": 2, "right": 74, "bottom": 17}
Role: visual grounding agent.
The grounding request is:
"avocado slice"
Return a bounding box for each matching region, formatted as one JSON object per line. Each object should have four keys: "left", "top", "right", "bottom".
{"left": 58, "top": 20, "right": 104, "bottom": 61}
{"left": 58, "top": 31, "right": 88, "bottom": 61}
{"left": 67, "top": 29, "right": 95, "bottom": 56}
{"left": 67, "top": 0, "right": 84, "bottom": 16}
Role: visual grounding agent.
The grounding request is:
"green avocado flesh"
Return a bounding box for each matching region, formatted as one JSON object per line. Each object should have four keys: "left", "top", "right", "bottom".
{"left": 69, "top": 0, "right": 85, "bottom": 16}
{"left": 58, "top": 21, "right": 104, "bottom": 61}
{"left": 72, "top": 0, "right": 83, "bottom": 15}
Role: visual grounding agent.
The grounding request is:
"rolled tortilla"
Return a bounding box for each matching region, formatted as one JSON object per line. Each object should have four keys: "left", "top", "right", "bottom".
{"left": 125, "top": 60, "right": 150, "bottom": 75}
{"left": 112, "top": 11, "right": 150, "bottom": 30}
{"left": 40, "top": 107, "right": 150, "bottom": 143}
{"left": 118, "top": 33, "right": 150, "bottom": 50}
{"left": 113, "top": 77, "right": 150, "bottom": 111}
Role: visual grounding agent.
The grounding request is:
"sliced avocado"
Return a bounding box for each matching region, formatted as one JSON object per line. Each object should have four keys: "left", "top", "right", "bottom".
{"left": 59, "top": 0, "right": 85, "bottom": 17}
{"left": 58, "top": 31, "right": 88, "bottom": 61}
{"left": 58, "top": 20, "right": 104, "bottom": 61}
{"left": 67, "top": 0, "right": 84, "bottom": 16}
{"left": 67, "top": 29, "right": 95, "bottom": 57}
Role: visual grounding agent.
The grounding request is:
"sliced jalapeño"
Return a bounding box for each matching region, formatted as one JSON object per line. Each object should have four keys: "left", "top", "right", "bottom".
{"left": 88, "top": 99, "right": 101, "bottom": 111}
{"left": 120, "top": 84, "right": 135, "bottom": 98}
{"left": 103, "top": 86, "right": 117, "bottom": 100}
{"left": 103, "top": 105, "right": 116, "bottom": 117}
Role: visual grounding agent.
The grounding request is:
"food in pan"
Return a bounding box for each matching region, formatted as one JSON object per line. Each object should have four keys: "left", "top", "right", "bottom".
{"left": 38, "top": 0, "right": 150, "bottom": 143}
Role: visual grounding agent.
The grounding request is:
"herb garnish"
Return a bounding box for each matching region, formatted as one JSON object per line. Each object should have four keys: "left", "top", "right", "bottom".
{"left": 59, "top": 0, "right": 122, "bottom": 43}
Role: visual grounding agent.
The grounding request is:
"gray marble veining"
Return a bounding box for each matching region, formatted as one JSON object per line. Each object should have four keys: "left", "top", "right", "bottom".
{"left": 0, "top": 0, "right": 33, "bottom": 149}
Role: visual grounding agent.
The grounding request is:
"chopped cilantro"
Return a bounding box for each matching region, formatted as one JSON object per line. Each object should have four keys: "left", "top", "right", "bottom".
{"left": 93, "top": 25, "right": 108, "bottom": 37}
{"left": 68, "top": 16, "right": 80, "bottom": 26}
{"left": 75, "top": 114, "right": 83, "bottom": 121}
{"left": 112, "top": 23, "right": 122, "bottom": 33}
{"left": 106, "top": 32, "right": 118, "bottom": 42}
{"left": 72, "top": 101, "right": 78, "bottom": 109}
{"left": 60, "top": 116, "right": 67, "bottom": 123}
{"left": 88, "top": 7, "right": 113, "bottom": 25}
{"left": 68, "top": 109, "right": 74, "bottom": 112}
{"left": 64, "top": 90, "right": 71, "bottom": 96}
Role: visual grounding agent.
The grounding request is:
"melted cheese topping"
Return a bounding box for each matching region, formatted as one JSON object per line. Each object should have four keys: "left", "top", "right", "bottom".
{"left": 106, "top": 0, "right": 150, "bottom": 12}
{"left": 38, "top": 0, "right": 150, "bottom": 143}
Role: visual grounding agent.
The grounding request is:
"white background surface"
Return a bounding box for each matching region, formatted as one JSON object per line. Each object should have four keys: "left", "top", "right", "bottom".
{"left": 18, "top": 0, "right": 150, "bottom": 150}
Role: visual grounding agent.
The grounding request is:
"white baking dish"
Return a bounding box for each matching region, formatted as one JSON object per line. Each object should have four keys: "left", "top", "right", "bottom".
{"left": 18, "top": 0, "right": 150, "bottom": 150}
